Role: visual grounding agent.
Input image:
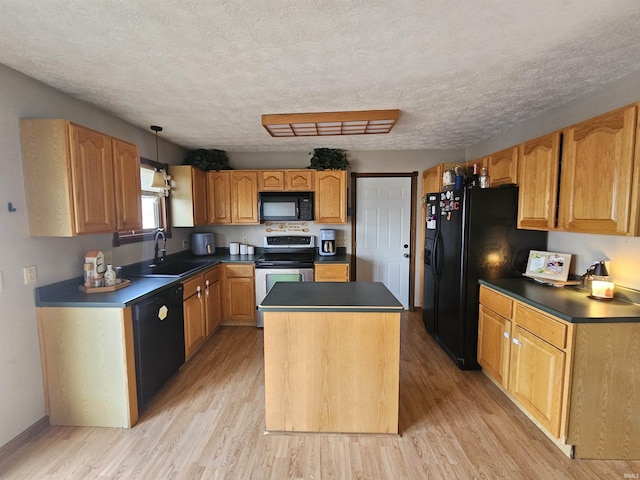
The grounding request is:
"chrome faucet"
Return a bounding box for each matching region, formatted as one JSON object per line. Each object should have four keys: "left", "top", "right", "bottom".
{"left": 152, "top": 228, "right": 167, "bottom": 266}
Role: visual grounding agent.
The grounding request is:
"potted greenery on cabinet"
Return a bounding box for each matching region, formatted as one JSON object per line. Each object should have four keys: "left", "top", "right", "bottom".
{"left": 308, "top": 148, "right": 350, "bottom": 171}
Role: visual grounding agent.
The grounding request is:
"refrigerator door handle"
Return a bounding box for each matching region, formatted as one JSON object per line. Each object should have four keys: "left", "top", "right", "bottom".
{"left": 434, "top": 230, "right": 442, "bottom": 277}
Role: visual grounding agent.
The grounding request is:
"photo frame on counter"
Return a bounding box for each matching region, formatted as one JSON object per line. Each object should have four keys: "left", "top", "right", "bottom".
{"left": 524, "top": 250, "right": 573, "bottom": 283}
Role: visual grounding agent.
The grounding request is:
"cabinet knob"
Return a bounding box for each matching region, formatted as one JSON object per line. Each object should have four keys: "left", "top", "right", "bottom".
{"left": 512, "top": 337, "right": 520, "bottom": 346}
{"left": 503, "top": 331, "right": 510, "bottom": 339}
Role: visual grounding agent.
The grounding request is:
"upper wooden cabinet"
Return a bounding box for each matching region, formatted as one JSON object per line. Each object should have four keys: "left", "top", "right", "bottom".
{"left": 19, "top": 119, "right": 142, "bottom": 236}
{"left": 207, "top": 171, "right": 232, "bottom": 224}
{"left": 422, "top": 164, "right": 442, "bottom": 196}
{"left": 558, "top": 104, "right": 638, "bottom": 236}
{"left": 112, "top": 138, "right": 143, "bottom": 232}
{"left": 314, "top": 170, "right": 347, "bottom": 224}
{"left": 231, "top": 170, "right": 259, "bottom": 224}
{"left": 171, "top": 165, "right": 208, "bottom": 227}
{"left": 488, "top": 146, "right": 518, "bottom": 187}
{"left": 258, "top": 169, "right": 314, "bottom": 191}
{"left": 517, "top": 132, "right": 561, "bottom": 230}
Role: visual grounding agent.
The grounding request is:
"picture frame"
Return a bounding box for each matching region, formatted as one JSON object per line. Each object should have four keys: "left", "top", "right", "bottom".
{"left": 524, "top": 250, "right": 573, "bottom": 283}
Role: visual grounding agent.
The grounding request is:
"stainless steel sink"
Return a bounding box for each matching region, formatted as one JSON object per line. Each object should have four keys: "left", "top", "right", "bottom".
{"left": 128, "top": 259, "right": 216, "bottom": 278}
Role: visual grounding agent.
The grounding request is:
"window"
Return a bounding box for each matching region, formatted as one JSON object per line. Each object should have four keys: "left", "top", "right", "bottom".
{"left": 112, "top": 158, "right": 172, "bottom": 246}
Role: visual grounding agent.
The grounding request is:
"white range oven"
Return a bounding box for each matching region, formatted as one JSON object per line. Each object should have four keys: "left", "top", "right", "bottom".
{"left": 254, "top": 235, "right": 315, "bottom": 327}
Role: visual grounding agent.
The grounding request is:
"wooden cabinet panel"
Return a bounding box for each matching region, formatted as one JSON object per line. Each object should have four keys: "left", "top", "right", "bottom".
{"left": 517, "top": 132, "right": 560, "bottom": 230}
{"left": 479, "top": 285, "right": 513, "bottom": 319}
{"left": 509, "top": 325, "right": 565, "bottom": 438}
{"left": 478, "top": 305, "right": 511, "bottom": 387}
{"left": 422, "top": 165, "right": 442, "bottom": 196}
{"left": 286, "top": 170, "right": 314, "bottom": 191}
{"left": 231, "top": 171, "right": 259, "bottom": 224}
{"left": 69, "top": 124, "right": 117, "bottom": 234}
{"left": 207, "top": 171, "right": 232, "bottom": 224}
{"left": 558, "top": 105, "right": 637, "bottom": 235}
{"left": 488, "top": 146, "right": 518, "bottom": 187}
{"left": 258, "top": 170, "right": 285, "bottom": 191}
{"left": 515, "top": 303, "right": 567, "bottom": 350}
{"left": 314, "top": 263, "right": 350, "bottom": 282}
{"left": 112, "top": 138, "right": 142, "bottom": 231}
{"left": 222, "top": 263, "right": 255, "bottom": 325}
{"left": 204, "top": 267, "right": 222, "bottom": 335}
{"left": 315, "top": 170, "right": 347, "bottom": 224}
{"left": 183, "top": 274, "right": 205, "bottom": 359}
{"left": 171, "top": 165, "right": 208, "bottom": 227}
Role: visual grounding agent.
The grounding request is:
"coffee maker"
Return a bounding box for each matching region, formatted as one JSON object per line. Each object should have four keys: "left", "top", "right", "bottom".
{"left": 319, "top": 229, "right": 337, "bottom": 256}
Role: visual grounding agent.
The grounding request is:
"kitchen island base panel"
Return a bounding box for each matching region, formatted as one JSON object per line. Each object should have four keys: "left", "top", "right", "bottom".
{"left": 264, "top": 311, "right": 400, "bottom": 434}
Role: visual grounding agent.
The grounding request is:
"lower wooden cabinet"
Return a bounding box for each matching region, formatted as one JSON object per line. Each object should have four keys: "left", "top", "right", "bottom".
{"left": 478, "top": 284, "right": 640, "bottom": 459}
{"left": 221, "top": 263, "right": 255, "bottom": 326}
{"left": 204, "top": 266, "right": 222, "bottom": 335}
{"left": 314, "top": 263, "right": 350, "bottom": 282}
{"left": 182, "top": 274, "right": 206, "bottom": 359}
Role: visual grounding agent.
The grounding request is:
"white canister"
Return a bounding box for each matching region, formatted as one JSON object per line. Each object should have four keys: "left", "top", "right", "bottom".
{"left": 247, "top": 245, "right": 255, "bottom": 255}
{"left": 229, "top": 242, "right": 240, "bottom": 255}
{"left": 240, "top": 243, "right": 248, "bottom": 255}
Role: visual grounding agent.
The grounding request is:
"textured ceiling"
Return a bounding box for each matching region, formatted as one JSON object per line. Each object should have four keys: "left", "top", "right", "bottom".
{"left": 1, "top": 0, "right": 640, "bottom": 152}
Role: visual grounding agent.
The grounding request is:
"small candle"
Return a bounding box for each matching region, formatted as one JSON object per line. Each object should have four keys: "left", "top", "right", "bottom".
{"left": 591, "top": 280, "right": 615, "bottom": 299}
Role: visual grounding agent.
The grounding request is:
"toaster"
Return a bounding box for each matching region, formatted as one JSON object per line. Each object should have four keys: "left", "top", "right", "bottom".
{"left": 191, "top": 233, "right": 216, "bottom": 256}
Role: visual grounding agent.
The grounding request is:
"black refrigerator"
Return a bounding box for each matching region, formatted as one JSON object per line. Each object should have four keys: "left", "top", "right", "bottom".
{"left": 423, "top": 186, "right": 547, "bottom": 369}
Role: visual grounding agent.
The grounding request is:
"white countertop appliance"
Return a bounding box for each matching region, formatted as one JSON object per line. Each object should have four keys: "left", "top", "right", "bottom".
{"left": 319, "top": 229, "right": 336, "bottom": 256}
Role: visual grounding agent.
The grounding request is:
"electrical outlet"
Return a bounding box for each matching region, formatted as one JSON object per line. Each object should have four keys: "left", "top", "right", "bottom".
{"left": 242, "top": 236, "right": 248, "bottom": 245}
{"left": 182, "top": 239, "right": 190, "bottom": 248}
{"left": 336, "top": 237, "right": 347, "bottom": 247}
{"left": 23, "top": 265, "right": 37, "bottom": 285}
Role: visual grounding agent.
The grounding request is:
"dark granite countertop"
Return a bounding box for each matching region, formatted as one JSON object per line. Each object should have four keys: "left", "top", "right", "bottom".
{"left": 314, "top": 253, "right": 350, "bottom": 264}
{"left": 479, "top": 278, "right": 640, "bottom": 323}
{"left": 259, "top": 281, "right": 403, "bottom": 312}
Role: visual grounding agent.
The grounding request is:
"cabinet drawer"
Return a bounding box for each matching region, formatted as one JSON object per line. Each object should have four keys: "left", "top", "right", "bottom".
{"left": 183, "top": 274, "right": 204, "bottom": 299}
{"left": 224, "top": 263, "right": 254, "bottom": 278}
{"left": 204, "top": 266, "right": 220, "bottom": 283}
{"left": 314, "top": 263, "right": 349, "bottom": 282}
{"left": 479, "top": 285, "right": 513, "bottom": 319}
{"left": 515, "top": 303, "right": 567, "bottom": 349}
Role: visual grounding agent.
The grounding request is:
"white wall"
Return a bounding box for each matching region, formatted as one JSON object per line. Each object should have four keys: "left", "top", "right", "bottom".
{"left": 0, "top": 64, "right": 189, "bottom": 448}
{"left": 465, "top": 70, "right": 640, "bottom": 290}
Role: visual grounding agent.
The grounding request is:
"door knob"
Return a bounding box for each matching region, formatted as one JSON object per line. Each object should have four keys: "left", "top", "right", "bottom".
{"left": 403, "top": 253, "right": 409, "bottom": 258}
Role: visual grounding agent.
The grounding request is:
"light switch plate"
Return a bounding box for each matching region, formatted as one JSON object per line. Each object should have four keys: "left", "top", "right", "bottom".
{"left": 23, "top": 265, "right": 37, "bottom": 285}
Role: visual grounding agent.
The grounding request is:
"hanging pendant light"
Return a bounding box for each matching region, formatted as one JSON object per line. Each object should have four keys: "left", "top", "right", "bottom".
{"left": 150, "top": 125, "right": 171, "bottom": 197}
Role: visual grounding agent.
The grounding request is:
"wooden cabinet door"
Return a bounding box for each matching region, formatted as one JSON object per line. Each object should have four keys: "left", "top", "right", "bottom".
{"left": 422, "top": 165, "right": 443, "bottom": 196}
{"left": 509, "top": 325, "right": 565, "bottom": 437}
{"left": 314, "top": 170, "right": 347, "bottom": 224}
{"left": 258, "top": 170, "right": 285, "bottom": 191}
{"left": 224, "top": 277, "right": 255, "bottom": 322}
{"left": 517, "top": 132, "right": 560, "bottom": 230}
{"left": 558, "top": 105, "right": 637, "bottom": 235}
{"left": 112, "top": 138, "right": 142, "bottom": 231}
{"left": 183, "top": 289, "right": 205, "bottom": 359}
{"left": 207, "top": 171, "right": 232, "bottom": 224}
{"left": 192, "top": 167, "right": 208, "bottom": 226}
{"left": 488, "top": 146, "right": 518, "bottom": 187}
{"left": 204, "top": 267, "right": 222, "bottom": 336}
{"left": 477, "top": 306, "right": 511, "bottom": 387}
{"left": 231, "top": 171, "right": 259, "bottom": 224}
{"left": 286, "top": 170, "right": 314, "bottom": 191}
{"left": 69, "top": 124, "right": 116, "bottom": 234}
{"left": 314, "top": 263, "right": 350, "bottom": 282}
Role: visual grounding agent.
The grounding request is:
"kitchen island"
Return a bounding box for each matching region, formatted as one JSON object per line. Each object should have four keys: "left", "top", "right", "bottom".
{"left": 259, "top": 282, "right": 403, "bottom": 434}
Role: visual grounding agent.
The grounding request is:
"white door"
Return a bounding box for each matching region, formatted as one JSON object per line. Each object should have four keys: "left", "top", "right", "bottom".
{"left": 355, "top": 177, "right": 412, "bottom": 309}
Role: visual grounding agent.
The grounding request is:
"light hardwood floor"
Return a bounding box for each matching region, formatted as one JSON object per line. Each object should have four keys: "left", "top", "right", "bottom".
{"left": 1, "top": 311, "right": 638, "bottom": 479}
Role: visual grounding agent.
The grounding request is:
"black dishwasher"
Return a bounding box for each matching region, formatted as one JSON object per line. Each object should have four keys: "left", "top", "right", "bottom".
{"left": 132, "top": 284, "right": 185, "bottom": 411}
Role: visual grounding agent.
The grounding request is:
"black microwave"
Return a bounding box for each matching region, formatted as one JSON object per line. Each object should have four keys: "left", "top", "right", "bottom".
{"left": 259, "top": 192, "right": 314, "bottom": 222}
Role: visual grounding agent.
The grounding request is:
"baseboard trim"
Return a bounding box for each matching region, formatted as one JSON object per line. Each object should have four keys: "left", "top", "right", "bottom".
{"left": 0, "top": 416, "right": 49, "bottom": 462}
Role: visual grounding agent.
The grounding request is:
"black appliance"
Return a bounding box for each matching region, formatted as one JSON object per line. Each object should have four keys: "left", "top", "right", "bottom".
{"left": 259, "top": 192, "right": 314, "bottom": 222}
{"left": 132, "top": 284, "right": 185, "bottom": 410}
{"left": 423, "top": 186, "right": 547, "bottom": 369}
